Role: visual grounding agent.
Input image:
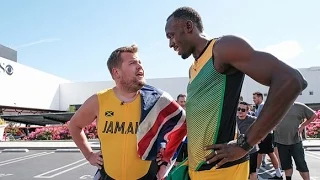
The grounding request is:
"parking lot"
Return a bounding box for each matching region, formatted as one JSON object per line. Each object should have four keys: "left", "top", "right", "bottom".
{"left": 0, "top": 150, "right": 97, "bottom": 180}
{"left": 0, "top": 149, "right": 320, "bottom": 180}
{"left": 258, "top": 148, "right": 320, "bottom": 180}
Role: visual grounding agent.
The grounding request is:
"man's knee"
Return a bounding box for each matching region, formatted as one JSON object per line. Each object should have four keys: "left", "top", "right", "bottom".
{"left": 292, "top": 142, "right": 309, "bottom": 172}
{"left": 295, "top": 158, "right": 309, "bottom": 172}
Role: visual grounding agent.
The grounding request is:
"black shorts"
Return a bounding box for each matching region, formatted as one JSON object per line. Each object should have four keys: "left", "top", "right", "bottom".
{"left": 276, "top": 142, "right": 309, "bottom": 172}
{"left": 258, "top": 133, "right": 274, "bottom": 154}
{"left": 249, "top": 152, "right": 258, "bottom": 174}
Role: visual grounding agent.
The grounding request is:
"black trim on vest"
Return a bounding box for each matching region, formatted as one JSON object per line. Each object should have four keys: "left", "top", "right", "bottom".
{"left": 99, "top": 160, "right": 158, "bottom": 180}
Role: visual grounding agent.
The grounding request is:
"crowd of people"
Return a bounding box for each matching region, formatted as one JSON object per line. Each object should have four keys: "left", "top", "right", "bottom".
{"left": 173, "top": 92, "right": 318, "bottom": 180}
{"left": 67, "top": 6, "right": 315, "bottom": 180}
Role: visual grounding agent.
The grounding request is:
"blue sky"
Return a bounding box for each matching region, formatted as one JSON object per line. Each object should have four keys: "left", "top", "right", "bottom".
{"left": 1, "top": 0, "right": 319, "bottom": 82}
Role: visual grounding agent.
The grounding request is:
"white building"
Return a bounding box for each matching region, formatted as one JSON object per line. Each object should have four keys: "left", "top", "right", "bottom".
{"left": 1, "top": 52, "right": 320, "bottom": 120}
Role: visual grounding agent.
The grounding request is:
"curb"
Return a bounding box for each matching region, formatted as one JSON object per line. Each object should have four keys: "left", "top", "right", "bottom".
{"left": 55, "top": 149, "right": 81, "bottom": 152}
{"left": 303, "top": 145, "right": 320, "bottom": 148}
{"left": 1, "top": 149, "right": 29, "bottom": 152}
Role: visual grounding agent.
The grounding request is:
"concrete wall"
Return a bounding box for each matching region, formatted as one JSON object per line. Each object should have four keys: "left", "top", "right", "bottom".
{"left": 59, "top": 67, "right": 320, "bottom": 111}
{"left": 59, "top": 81, "right": 115, "bottom": 111}
{"left": 0, "top": 44, "right": 17, "bottom": 62}
{"left": 241, "top": 67, "right": 320, "bottom": 104}
{"left": 58, "top": 77, "right": 189, "bottom": 111}
{"left": 0, "top": 57, "right": 71, "bottom": 110}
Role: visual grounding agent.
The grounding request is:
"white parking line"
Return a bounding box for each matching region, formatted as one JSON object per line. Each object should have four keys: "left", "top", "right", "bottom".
{"left": 305, "top": 152, "right": 320, "bottom": 160}
{"left": 80, "top": 175, "right": 94, "bottom": 179}
{"left": 34, "top": 159, "right": 88, "bottom": 178}
{"left": 0, "top": 174, "right": 14, "bottom": 178}
{"left": 1, "top": 148, "right": 29, "bottom": 152}
{"left": 0, "top": 152, "right": 49, "bottom": 164}
{"left": 258, "top": 166, "right": 275, "bottom": 176}
{"left": 306, "top": 151, "right": 320, "bottom": 157}
{"left": 0, "top": 152, "right": 55, "bottom": 167}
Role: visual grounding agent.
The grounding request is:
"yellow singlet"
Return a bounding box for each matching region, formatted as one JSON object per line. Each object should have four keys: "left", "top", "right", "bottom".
{"left": 97, "top": 89, "right": 153, "bottom": 180}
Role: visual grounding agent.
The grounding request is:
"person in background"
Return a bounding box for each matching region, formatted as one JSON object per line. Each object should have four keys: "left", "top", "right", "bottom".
{"left": 175, "top": 94, "right": 188, "bottom": 165}
{"left": 236, "top": 101, "right": 259, "bottom": 180}
{"left": 253, "top": 92, "right": 283, "bottom": 179}
{"left": 248, "top": 104, "right": 256, "bottom": 116}
{"left": 274, "top": 102, "right": 317, "bottom": 180}
{"left": 253, "top": 92, "right": 264, "bottom": 117}
{"left": 252, "top": 92, "right": 266, "bottom": 166}
{"left": 176, "top": 94, "right": 187, "bottom": 110}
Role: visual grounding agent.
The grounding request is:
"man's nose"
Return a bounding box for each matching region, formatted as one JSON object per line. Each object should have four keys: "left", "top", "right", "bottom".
{"left": 169, "top": 39, "right": 175, "bottom": 48}
{"left": 136, "top": 63, "right": 143, "bottom": 70}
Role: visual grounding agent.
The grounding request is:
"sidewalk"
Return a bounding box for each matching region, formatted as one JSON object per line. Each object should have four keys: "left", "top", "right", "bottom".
{"left": 303, "top": 139, "right": 320, "bottom": 148}
{"left": 0, "top": 140, "right": 100, "bottom": 150}
{"left": 0, "top": 139, "right": 319, "bottom": 151}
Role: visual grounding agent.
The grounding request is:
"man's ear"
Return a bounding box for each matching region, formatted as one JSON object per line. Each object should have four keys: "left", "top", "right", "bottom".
{"left": 185, "top": 20, "right": 194, "bottom": 33}
{"left": 112, "top": 68, "right": 120, "bottom": 79}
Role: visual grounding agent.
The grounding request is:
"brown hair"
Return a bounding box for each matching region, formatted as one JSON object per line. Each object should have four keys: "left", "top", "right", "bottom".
{"left": 107, "top": 44, "right": 138, "bottom": 76}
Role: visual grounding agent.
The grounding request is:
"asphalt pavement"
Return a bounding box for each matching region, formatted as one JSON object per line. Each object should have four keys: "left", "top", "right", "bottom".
{"left": 258, "top": 148, "right": 320, "bottom": 180}
{"left": 0, "top": 149, "right": 320, "bottom": 180}
{"left": 0, "top": 150, "right": 97, "bottom": 180}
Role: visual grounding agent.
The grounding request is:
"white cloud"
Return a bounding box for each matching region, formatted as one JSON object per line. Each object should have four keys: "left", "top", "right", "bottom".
{"left": 262, "top": 40, "right": 303, "bottom": 61}
{"left": 14, "top": 38, "right": 60, "bottom": 49}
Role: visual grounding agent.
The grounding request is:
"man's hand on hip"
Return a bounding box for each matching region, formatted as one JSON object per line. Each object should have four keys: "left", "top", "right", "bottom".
{"left": 204, "top": 141, "right": 248, "bottom": 168}
{"left": 86, "top": 151, "right": 103, "bottom": 169}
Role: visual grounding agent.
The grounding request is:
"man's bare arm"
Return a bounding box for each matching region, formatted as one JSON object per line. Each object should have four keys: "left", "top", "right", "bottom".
{"left": 300, "top": 114, "right": 317, "bottom": 129}
{"left": 68, "top": 94, "right": 98, "bottom": 159}
{"left": 213, "top": 35, "right": 307, "bottom": 146}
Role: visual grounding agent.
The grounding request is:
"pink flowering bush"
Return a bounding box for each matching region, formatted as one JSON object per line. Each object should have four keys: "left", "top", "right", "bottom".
{"left": 306, "top": 110, "right": 320, "bottom": 138}
{"left": 27, "top": 121, "right": 98, "bottom": 140}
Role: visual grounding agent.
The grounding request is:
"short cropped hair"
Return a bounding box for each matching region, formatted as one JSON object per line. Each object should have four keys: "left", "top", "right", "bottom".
{"left": 177, "top": 93, "right": 186, "bottom": 101}
{"left": 167, "top": 7, "right": 204, "bottom": 32}
{"left": 253, "top": 91, "right": 263, "bottom": 100}
{"left": 239, "top": 101, "right": 249, "bottom": 110}
{"left": 107, "top": 44, "right": 138, "bottom": 75}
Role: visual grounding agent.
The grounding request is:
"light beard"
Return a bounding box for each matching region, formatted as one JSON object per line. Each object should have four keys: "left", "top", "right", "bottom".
{"left": 120, "top": 77, "right": 146, "bottom": 93}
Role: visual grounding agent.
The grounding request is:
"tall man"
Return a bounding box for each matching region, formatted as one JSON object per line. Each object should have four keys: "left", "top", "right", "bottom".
{"left": 274, "top": 102, "right": 317, "bottom": 180}
{"left": 68, "top": 44, "right": 186, "bottom": 180}
{"left": 165, "top": 6, "right": 307, "bottom": 180}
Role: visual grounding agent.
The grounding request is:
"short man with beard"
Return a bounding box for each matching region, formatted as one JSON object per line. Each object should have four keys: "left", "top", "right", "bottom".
{"left": 68, "top": 44, "right": 187, "bottom": 180}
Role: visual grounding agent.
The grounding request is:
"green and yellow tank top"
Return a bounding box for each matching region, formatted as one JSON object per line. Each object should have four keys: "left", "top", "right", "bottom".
{"left": 186, "top": 39, "right": 248, "bottom": 171}
{"left": 96, "top": 89, "right": 154, "bottom": 180}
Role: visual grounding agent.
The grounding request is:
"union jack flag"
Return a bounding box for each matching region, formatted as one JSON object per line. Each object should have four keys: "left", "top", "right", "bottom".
{"left": 137, "top": 85, "right": 187, "bottom": 162}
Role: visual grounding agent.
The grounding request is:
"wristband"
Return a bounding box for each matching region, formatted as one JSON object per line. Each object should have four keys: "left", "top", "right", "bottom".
{"left": 85, "top": 152, "right": 94, "bottom": 160}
